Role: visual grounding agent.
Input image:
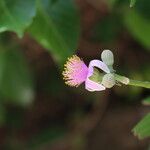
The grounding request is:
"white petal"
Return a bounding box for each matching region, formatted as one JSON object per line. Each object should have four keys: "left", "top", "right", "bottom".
{"left": 85, "top": 78, "right": 106, "bottom": 92}
{"left": 88, "top": 60, "right": 110, "bottom": 78}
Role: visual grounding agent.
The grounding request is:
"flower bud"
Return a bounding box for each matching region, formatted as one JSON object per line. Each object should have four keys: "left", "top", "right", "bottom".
{"left": 101, "top": 50, "right": 114, "bottom": 66}
{"left": 101, "top": 73, "right": 115, "bottom": 88}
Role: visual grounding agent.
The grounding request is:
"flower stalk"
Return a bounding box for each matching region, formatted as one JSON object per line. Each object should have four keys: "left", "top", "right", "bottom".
{"left": 114, "top": 74, "right": 150, "bottom": 89}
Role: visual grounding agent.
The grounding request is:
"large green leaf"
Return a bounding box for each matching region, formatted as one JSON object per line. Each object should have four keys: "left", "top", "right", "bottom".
{"left": 124, "top": 10, "right": 150, "bottom": 49}
{"left": 0, "top": 0, "right": 36, "bottom": 37}
{"left": 29, "top": 0, "right": 80, "bottom": 64}
{"left": 132, "top": 113, "right": 150, "bottom": 139}
{"left": 0, "top": 50, "right": 34, "bottom": 106}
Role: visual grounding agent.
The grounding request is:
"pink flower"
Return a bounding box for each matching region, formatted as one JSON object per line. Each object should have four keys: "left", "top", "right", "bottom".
{"left": 62, "top": 55, "right": 88, "bottom": 87}
{"left": 62, "top": 55, "right": 110, "bottom": 91}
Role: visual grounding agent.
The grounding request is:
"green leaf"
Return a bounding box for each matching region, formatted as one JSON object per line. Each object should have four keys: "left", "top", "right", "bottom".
{"left": 142, "top": 96, "right": 150, "bottom": 106}
{"left": 132, "top": 113, "right": 150, "bottom": 139}
{"left": 0, "top": 0, "right": 36, "bottom": 37}
{"left": 0, "top": 50, "right": 34, "bottom": 106}
{"left": 124, "top": 10, "right": 150, "bottom": 49}
{"left": 29, "top": 0, "right": 80, "bottom": 64}
{"left": 130, "top": 0, "right": 136, "bottom": 7}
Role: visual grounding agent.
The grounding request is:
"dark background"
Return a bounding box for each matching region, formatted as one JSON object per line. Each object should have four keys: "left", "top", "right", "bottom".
{"left": 0, "top": 0, "right": 150, "bottom": 149}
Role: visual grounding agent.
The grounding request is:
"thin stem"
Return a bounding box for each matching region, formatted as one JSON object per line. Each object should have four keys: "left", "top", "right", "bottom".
{"left": 114, "top": 74, "right": 150, "bottom": 89}
{"left": 128, "top": 79, "right": 150, "bottom": 89}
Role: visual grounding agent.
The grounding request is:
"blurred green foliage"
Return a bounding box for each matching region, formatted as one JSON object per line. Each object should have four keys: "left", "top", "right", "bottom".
{"left": 133, "top": 113, "right": 150, "bottom": 139}
{"left": 0, "top": 0, "right": 149, "bottom": 149}
{"left": 125, "top": 0, "right": 150, "bottom": 49}
{"left": 130, "top": 0, "right": 136, "bottom": 7}
{"left": 0, "top": 50, "right": 34, "bottom": 105}
{"left": 29, "top": 0, "right": 80, "bottom": 64}
{"left": 0, "top": 0, "right": 36, "bottom": 37}
{"left": 125, "top": 10, "right": 150, "bottom": 49}
{"left": 0, "top": 0, "right": 80, "bottom": 120}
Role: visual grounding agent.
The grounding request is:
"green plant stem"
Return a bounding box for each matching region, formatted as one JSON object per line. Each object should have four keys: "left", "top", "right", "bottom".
{"left": 128, "top": 79, "right": 150, "bottom": 89}
{"left": 114, "top": 74, "right": 150, "bottom": 89}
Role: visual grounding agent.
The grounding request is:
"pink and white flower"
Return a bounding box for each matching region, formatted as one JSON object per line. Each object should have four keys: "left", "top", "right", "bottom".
{"left": 62, "top": 55, "right": 110, "bottom": 92}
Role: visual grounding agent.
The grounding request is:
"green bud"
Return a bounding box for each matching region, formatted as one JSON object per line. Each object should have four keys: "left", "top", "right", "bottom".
{"left": 101, "top": 50, "right": 114, "bottom": 66}
{"left": 101, "top": 73, "right": 115, "bottom": 88}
